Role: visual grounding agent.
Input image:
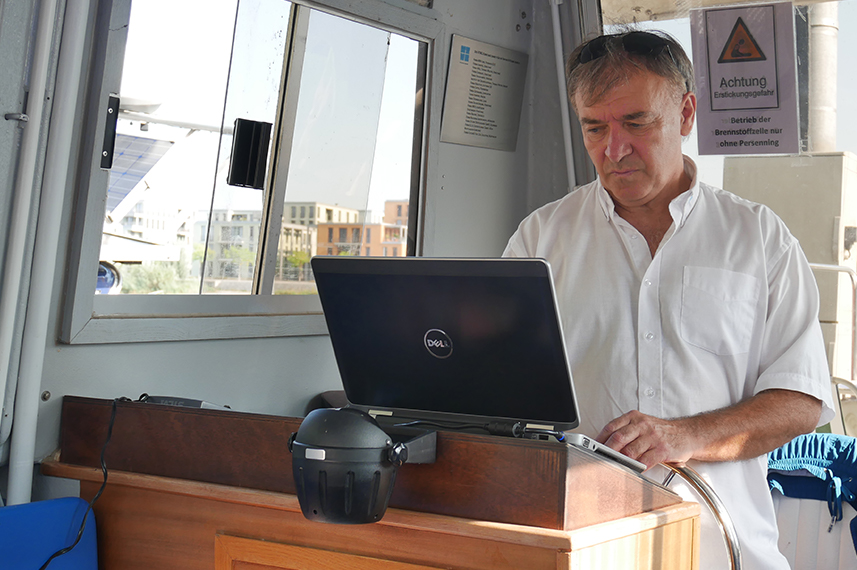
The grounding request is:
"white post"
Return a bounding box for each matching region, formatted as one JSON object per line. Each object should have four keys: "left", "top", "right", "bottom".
{"left": 0, "top": 0, "right": 60, "bottom": 458}
{"left": 548, "top": 0, "right": 577, "bottom": 193}
{"left": 7, "top": 0, "right": 92, "bottom": 505}
{"left": 808, "top": 1, "right": 838, "bottom": 152}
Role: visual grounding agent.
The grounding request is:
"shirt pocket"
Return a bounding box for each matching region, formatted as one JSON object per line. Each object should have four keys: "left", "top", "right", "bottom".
{"left": 680, "top": 266, "right": 760, "bottom": 355}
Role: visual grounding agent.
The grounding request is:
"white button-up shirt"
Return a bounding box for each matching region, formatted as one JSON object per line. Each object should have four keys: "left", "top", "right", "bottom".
{"left": 504, "top": 157, "right": 834, "bottom": 570}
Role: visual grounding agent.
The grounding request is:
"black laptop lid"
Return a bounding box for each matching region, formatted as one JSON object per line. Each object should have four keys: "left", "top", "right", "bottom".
{"left": 311, "top": 257, "right": 580, "bottom": 430}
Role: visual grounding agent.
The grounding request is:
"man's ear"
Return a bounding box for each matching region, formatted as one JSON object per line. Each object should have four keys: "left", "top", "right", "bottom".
{"left": 680, "top": 91, "right": 697, "bottom": 136}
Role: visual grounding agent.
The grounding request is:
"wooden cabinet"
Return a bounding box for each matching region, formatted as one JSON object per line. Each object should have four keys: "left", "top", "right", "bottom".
{"left": 48, "top": 397, "right": 699, "bottom": 569}
{"left": 43, "top": 461, "right": 699, "bottom": 570}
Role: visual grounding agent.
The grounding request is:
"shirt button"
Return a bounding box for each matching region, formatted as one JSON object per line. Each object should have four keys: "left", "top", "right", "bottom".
{"left": 643, "top": 279, "right": 652, "bottom": 287}
{"left": 644, "top": 387, "right": 655, "bottom": 398}
{"left": 630, "top": 234, "right": 638, "bottom": 240}
{"left": 645, "top": 332, "right": 655, "bottom": 341}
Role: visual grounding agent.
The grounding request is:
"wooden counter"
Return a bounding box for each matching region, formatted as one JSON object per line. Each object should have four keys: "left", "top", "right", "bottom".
{"left": 42, "top": 460, "right": 700, "bottom": 570}
{"left": 49, "top": 396, "right": 700, "bottom": 568}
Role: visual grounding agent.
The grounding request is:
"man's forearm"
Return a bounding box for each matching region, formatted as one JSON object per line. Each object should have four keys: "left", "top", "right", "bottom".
{"left": 679, "top": 388, "right": 822, "bottom": 462}
{"left": 597, "top": 388, "right": 823, "bottom": 468}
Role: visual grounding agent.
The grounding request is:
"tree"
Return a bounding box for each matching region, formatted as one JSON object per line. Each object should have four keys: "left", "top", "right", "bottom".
{"left": 287, "top": 251, "right": 311, "bottom": 281}
{"left": 119, "top": 262, "right": 196, "bottom": 294}
{"left": 287, "top": 251, "right": 311, "bottom": 268}
{"left": 220, "top": 245, "right": 256, "bottom": 279}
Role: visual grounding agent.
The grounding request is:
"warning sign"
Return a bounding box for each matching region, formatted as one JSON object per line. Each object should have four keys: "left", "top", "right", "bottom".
{"left": 718, "top": 18, "right": 766, "bottom": 63}
{"left": 690, "top": 2, "right": 798, "bottom": 155}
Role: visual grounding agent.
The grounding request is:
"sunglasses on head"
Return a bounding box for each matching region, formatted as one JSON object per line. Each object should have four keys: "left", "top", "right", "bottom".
{"left": 578, "top": 31, "right": 675, "bottom": 65}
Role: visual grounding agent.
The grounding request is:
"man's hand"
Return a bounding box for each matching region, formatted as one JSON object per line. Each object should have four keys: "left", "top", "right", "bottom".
{"left": 595, "top": 410, "right": 697, "bottom": 469}
{"left": 595, "top": 389, "right": 823, "bottom": 470}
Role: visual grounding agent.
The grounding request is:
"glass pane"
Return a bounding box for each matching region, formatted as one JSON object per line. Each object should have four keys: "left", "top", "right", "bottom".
{"left": 102, "top": 0, "right": 237, "bottom": 294}
{"left": 100, "top": 0, "right": 290, "bottom": 295}
{"left": 200, "top": 0, "right": 291, "bottom": 294}
{"left": 274, "top": 10, "right": 420, "bottom": 294}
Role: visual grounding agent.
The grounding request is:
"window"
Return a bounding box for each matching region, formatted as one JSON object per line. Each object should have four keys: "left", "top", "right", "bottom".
{"left": 62, "top": 0, "right": 438, "bottom": 343}
{"left": 339, "top": 228, "right": 347, "bottom": 243}
{"left": 366, "top": 228, "right": 371, "bottom": 243}
{"left": 327, "top": 228, "right": 333, "bottom": 243}
{"left": 352, "top": 228, "right": 360, "bottom": 243}
{"left": 366, "top": 247, "right": 370, "bottom": 256}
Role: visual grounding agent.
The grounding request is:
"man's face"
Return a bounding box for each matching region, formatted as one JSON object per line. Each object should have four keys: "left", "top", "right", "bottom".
{"left": 575, "top": 71, "right": 696, "bottom": 210}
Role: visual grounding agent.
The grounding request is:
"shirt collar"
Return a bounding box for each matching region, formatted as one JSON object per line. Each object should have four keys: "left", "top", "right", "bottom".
{"left": 669, "top": 155, "right": 699, "bottom": 228}
{"left": 596, "top": 155, "right": 700, "bottom": 227}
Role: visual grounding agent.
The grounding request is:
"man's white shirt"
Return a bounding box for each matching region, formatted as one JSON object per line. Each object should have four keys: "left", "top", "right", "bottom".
{"left": 504, "top": 156, "right": 835, "bottom": 570}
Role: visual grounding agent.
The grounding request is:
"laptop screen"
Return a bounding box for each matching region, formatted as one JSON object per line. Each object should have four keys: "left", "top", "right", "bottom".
{"left": 311, "top": 257, "right": 580, "bottom": 431}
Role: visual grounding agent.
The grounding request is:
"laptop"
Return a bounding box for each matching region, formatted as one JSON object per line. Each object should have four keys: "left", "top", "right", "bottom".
{"left": 311, "top": 256, "right": 645, "bottom": 472}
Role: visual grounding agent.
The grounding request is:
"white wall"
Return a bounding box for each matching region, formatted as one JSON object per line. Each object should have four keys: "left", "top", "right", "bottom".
{"left": 422, "top": 0, "right": 570, "bottom": 256}
{"left": 0, "top": 0, "right": 571, "bottom": 495}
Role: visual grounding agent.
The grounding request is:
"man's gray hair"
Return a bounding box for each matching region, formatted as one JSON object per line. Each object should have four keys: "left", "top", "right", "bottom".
{"left": 565, "top": 30, "right": 694, "bottom": 112}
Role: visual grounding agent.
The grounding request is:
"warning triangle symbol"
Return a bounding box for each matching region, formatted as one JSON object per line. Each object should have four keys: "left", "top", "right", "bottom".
{"left": 718, "top": 17, "right": 766, "bottom": 63}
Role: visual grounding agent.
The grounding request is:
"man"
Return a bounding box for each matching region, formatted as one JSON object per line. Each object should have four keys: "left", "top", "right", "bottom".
{"left": 504, "top": 30, "right": 834, "bottom": 569}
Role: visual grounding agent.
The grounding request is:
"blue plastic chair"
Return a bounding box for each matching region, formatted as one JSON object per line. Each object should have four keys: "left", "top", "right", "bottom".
{"left": 0, "top": 497, "right": 97, "bottom": 569}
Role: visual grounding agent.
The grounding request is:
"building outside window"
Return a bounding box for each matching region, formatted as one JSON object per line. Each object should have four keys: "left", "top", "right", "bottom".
{"left": 62, "top": 0, "right": 429, "bottom": 344}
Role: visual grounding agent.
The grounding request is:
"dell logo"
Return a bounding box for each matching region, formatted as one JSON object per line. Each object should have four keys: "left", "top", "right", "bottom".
{"left": 424, "top": 329, "right": 453, "bottom": 359}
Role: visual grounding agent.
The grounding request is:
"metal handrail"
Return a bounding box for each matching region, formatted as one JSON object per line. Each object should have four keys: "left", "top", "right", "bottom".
{"left": 661, "top": 463, "right": 742, "bottom": 570}
{"left": 833, "top": 376, "right": 857, "bottom": 399}
{"left": 809, "top": 263, "right": 857, "bottom": 383}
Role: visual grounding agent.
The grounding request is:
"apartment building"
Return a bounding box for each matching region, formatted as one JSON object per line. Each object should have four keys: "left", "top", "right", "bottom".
{"left": 384, "top": 200, "right": 409, "bottom": 227}
{"left": 285, "top": 202, "right": 361, "bottom": 227}
{"left": 316, "top": 200, "right": 408, "bottom": 257}
{"left": 198, "top": 210, "right": 263, "bottom": 281}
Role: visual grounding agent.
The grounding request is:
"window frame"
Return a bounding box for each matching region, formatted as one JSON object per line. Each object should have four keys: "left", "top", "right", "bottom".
{"left": 61, "top": 0, "right": 443, "bottom": 344}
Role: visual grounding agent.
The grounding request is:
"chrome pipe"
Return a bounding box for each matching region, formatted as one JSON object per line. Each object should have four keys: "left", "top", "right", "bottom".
{"left": 661, "top": 463, "right": 742, "bottom": 570}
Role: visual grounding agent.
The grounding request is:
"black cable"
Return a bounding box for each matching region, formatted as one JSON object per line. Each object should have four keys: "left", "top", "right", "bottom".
{"left": 39, "top": 397, "right": 124, "bottom": 570}
{"left": 393, "top": 419, "right": 487, "bottom": 431}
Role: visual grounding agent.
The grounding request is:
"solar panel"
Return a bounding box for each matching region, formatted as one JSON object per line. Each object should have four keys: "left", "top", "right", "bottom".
{"left": 106, "top": 134, "right": 173, "bottom": 215}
